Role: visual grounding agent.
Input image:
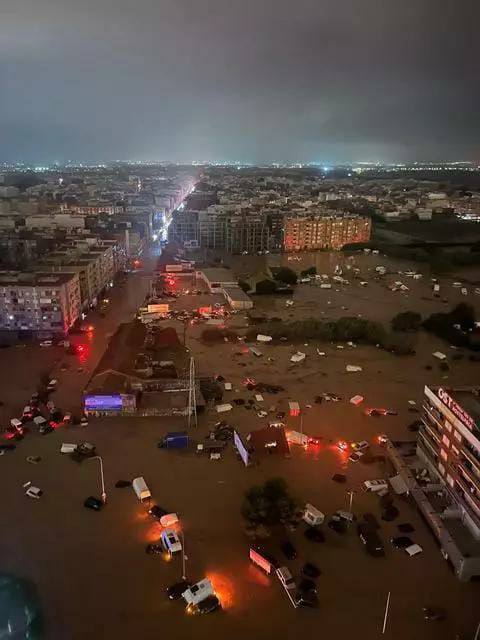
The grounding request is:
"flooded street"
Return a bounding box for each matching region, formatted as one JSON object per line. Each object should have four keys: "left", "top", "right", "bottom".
{"left": 2, "top": 248, "right": 480, "bottom": 639}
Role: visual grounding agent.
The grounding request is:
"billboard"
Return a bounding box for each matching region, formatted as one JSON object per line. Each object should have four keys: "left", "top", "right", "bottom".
{"left": 84, "top": 395, "right": 123, "bottom": 411}
{"left": 234, "top": 430, "right": 250, "bottom": 466}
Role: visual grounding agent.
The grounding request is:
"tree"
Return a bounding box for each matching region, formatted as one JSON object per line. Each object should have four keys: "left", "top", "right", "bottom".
{"left": 300, "top": 266, "right": 317, "bottom": 277}
{"left": 238, "top": 279, "right": 251, "bottom": 293}
{"left": 449, "top": 303, "right": 475, "bottom": 331}
{"left": 274, "top": 267, "right": 298, "bottom": 285}
{"left": 241, "top": 478, "right": 296, "bottom": 526}
{"left": 391, "top": 311, "right": 422, "bottom": 332}
{"left": 256, "top": 279, "right": 277, "bottom": 294}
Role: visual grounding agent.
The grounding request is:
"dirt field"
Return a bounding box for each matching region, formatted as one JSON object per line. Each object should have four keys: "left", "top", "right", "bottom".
{"left": 2, "top": 250, "right": 480, "bottom": 640}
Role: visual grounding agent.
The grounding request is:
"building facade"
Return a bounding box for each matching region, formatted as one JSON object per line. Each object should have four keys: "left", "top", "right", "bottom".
{"left": 419, "top": 386, "right": 480, "bottom": 539}
{"left": 283, "top": 214, "right": 372, "bottom": 251}
{"left": 0, "top": 271, "right": 81, "bottom": 334}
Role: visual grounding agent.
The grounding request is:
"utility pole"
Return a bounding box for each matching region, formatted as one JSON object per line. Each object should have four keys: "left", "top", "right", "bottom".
{"left": 382, "top": 591, "right": 391, "bottom": 635}
{"left": 187, "top": 356, "right": 197, "bottom": 428}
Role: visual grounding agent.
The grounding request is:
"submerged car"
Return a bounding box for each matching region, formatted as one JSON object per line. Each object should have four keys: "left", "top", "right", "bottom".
{"left": 191, "top": 595, "right": 221, "bottom": 615}
{"left": 167, "top": 581, "right": 191, "bottom": 600}
{"left": 84, "top": 496, "right": 103, "bottom": 511}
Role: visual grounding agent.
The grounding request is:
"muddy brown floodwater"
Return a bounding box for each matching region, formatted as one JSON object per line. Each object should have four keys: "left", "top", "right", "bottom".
{"left": 2, "top": 250, "right": 480, "bottom": 640}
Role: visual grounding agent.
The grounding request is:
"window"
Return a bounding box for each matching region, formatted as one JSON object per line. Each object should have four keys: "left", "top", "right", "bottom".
{"left": 446, "top": 474, "right": 454, "bottom": 488}
{"left": 444, "top": 420, "right": 452, "bottom": 432}
{"left": 440, "top": 448, "right": 448, "bottom": 462}
{"left": 442, "top": 435, "right": 450, "bottom": 448}
{"left": 438, "top": 462, "right": 445, "bottom": 475}
{"left": 453, "top": 430, "right": 462, "bottom": 443}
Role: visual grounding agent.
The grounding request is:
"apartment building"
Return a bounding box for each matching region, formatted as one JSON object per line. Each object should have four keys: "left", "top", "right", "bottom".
{"left": 35, "top": 240, "right": 120, "bottom": 308}
{"left": 0, "top": 271, "right": 81, "bottom": 334}
{"left": 59, "top": 204, "right": 124, "bottom": 215}
{"left": 284, "top": 214, "right": 372, "bottom": 251}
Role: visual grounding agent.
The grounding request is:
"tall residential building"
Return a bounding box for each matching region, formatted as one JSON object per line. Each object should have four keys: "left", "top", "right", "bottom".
{"left": 0, "top": 271, "right": 81, "bottom": 334}
{"left": 283, "top": 214, "right": 372, "bottom": 251}
{"left": 419, "top": 386, "right": 480, "bottom": 537}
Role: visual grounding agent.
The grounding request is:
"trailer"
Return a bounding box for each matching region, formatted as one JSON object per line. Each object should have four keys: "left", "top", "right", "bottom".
{"left": 249, "top": 547, "right": 277, "bottom": 574}
{"left": 303, "top": 503, "right": 325, "bottom": 526}
{"left": 287, "top": 430, "right": 308, "bottom": 447}
{"left": 289, "top": 401, "right": 300, "bottom": 417}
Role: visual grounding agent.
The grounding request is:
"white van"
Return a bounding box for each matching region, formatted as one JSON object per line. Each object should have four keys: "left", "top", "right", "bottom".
{"left": 132, "top": 476, "right": 151, "bottom": 502}
{"left": 161, "top": 529, "right": 182, "bottom": 555}
{"left": 10, "top": 418, "right": 23, "bottom": 429}
{"left": 182, "top": 579, "right": 214, "bottom": 606}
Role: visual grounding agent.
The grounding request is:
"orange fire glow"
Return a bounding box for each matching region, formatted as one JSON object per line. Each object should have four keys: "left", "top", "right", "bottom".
{"left": 206, "top": 572, "right": 235, "bottom": 609}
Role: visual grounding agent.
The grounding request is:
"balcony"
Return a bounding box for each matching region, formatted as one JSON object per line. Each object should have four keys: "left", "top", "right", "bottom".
{"left": 462, "top": 441, "right": 480, "bottom": 469}
{"left": 458, "top": 459, "right": 480, "bottom": 490}
{"left": 420, "top": 420, "right": 442, "bottom": 445}
{"left": 455, "top": 475, "right": 480, "bottom": 515}
{"left": 418, "top": 431, "right": 439, "bottom": 461}
{"left": 423, "top": 403, "right": 445, "bottom": 431}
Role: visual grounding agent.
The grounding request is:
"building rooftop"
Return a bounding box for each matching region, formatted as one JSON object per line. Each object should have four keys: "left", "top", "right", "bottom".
{"left": 450, "top": 390, "right": 480, "bottom": 433}
{"left": 200, "top": 268, "right": 236, "bottom": 282}
{"left": 222, "top": 286, "right": 252, "bottom": 302}
{"left": 0, "top": 271, "right": 77, "bottom": 287}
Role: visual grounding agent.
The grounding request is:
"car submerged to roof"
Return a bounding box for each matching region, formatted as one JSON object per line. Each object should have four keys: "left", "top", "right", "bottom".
{"left": 167, "top": 580, "right": 191, "bottom": 600}
{"left": 357, "top": 523, "right": 385, "bottom": 557}
{"left": 191, "top": 595, "right": 221, "bottom": 615}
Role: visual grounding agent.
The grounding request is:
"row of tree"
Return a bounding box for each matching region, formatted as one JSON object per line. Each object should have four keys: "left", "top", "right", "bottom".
{"left": 246, "top": 315, "right": 415, "bottom": 355}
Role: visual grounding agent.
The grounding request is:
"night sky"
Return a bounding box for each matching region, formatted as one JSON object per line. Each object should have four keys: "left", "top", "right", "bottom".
{"left": 1, "top": 0, "right": 479, "bottom": 164}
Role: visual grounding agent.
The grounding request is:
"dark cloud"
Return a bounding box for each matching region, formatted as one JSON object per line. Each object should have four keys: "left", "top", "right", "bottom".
{"left": 0, "top": 0, "right": 479, "bottom": 163}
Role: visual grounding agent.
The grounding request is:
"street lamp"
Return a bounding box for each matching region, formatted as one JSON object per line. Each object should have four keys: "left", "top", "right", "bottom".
{"left": 179, "top": 529, "right": 187, "bottom": 580}
{"left": 347, "top": 490, "right": 354, "bottom": 513}
{"left": 88, "top": 455, "right": 107, "bottom": 504}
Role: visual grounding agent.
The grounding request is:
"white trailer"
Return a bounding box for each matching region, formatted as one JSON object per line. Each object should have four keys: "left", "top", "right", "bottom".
{"left": 287, "top": 430, "right": 309, "bottom": 447}
{"left": 303, "top": 503, "right": 325, "bottom": 526}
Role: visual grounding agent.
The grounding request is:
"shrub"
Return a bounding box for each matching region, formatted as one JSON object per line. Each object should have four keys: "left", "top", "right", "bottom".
{"left": 256, "top": 279, "right": 277, "bottom": 294}
{"left": 200, "top": 378, "right": 223, "bottom": 402}
{"left": 391, "top": 311, "right": 422, "bottom": 332}
{"left": 274, "top": 267, "right": 298, "bottom": 285}
{"left": 238, "top": 279, "right": 251, "bottom": 293}
{"left": 242, "top": 478, "right": 296, "bottom": 526}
